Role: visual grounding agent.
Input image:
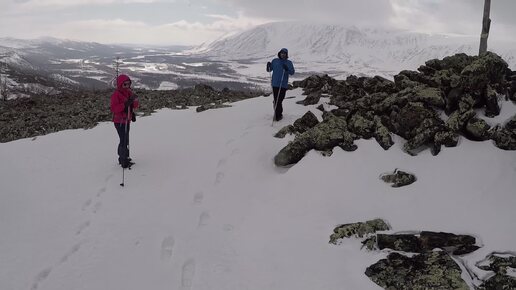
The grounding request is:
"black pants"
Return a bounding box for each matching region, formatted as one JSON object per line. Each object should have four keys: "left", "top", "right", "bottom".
{"left": 272, "top": 87, "right": 287, "bottom": 119}
{"left": 115, "top": 122, "right": 130, "bottom": 163}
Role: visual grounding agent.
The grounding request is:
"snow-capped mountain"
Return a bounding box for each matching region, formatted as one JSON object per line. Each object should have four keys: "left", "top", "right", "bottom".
{"left": 194, "top": 22, "right": 516, "bottom": 78}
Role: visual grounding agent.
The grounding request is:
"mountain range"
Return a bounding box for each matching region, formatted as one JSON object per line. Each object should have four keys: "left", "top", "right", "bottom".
{"left": 1, "top": 22, "right": 516, "bottom": 98}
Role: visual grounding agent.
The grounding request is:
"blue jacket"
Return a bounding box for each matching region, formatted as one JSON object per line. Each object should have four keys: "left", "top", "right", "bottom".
{"left": 267, "top": 48, "right": 295, "bottom": 88}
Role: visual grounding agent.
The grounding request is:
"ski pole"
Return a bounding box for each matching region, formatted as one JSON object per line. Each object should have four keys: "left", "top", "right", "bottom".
{"left": 120, "top": 105, "right": 130, "bottom": 187}
{"left": 271, "top": 68, "right": 286, "bottom": 126}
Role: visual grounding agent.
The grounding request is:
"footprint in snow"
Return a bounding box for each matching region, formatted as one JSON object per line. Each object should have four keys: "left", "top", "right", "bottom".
{"left": 181, "top": 259, "right": 196, "bottom": 289}
{"left": 97, "top": 187, "right": 107, "bottom": 197}
{"left": 198, "top": 211, "right": 210, "bottom": 227}
{"left": 92, "top": 202, "right": 102, "bottom": 213}
{"left": 160, "top": 236, "right": 175, "bottom": 261}
{"left": 76, "top": 221, "right": 90, "bottom": 235}
{"left": 193, "top": 191, "right": 204, "bottom": 204}
{"left": 217, "top": 158, "right": 227, "bottom": 168}
{"left": 59, "top": 243, "right": 81, "bottom": 264}
{"left": 31, "top": 267, "right": 52, "bottom": 290}
{"left": 82, "top": 199, "right": 92, "bottom": 211}
{"left": 215, "top": 172, "right": 224, "bottom": 185}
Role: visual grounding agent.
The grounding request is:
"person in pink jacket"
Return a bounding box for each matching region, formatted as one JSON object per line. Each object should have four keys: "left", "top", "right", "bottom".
{"left": 111, "top": 74, "right": 139, "bottom": 168}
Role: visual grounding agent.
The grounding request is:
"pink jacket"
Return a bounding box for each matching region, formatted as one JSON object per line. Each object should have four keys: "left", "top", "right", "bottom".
{"left": 110, "top": 74, "right": 139, "bottom": 124}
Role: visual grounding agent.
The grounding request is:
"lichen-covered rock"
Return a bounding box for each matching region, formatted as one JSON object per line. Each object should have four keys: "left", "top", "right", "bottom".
{"left": 365, "top": 231, "right": 479, "bottom": 255}
{"left": 373, "top": 116, "right": 394, "bottom": 150}
{"left": 362, "top": 75, "right": 396, "bottom": 94}
{"left": 478, "top": 273, "right": 516, "bottom": 290}
{"left": 389, "top": 102, "right": 438, "bottom": 140}
{"left": 461, "top": 51, "right": 509, "bottom": 92}
{"left": 465, "top": 117, "right": 491, "bottom": 141}
{"left": 195, "top": 103, "right": 231, "bottom": 112}
{"left": 477, "top": 254, "right": 516, "bottom": 290}
{"left": 274, "top": 125, "right": 295, "bottom": 138}
{"left": 506, "top": 114, "right": 516, "bottom": 131}
{"left": 484, "top": 85, "right": 501, "bottom": 117}
{"left": 275, "top": 111, "right": 320, "bottom": 139}
{"left": 403, "top": 118, "right": 445, "bottom": 155}
{"left": 274, "top": 114, "right": 356, "bottom": 167}
{"left": 400, "top": 86, "right": 445, "bottom": 108}
{"left": 434, "top": 131, "right": 459, "bottom": 148}
{"left": 365, "top": 251, "right": 469, "bottom": 290}
{"left": 293, "top": 111, "right": 319, "bottom": 133}
{"left": 446, "top": 109, "right": 476, "bottom": 132}
{"left": 348, "top": 112, "right": 375, "bottom": 139}
{"left": 296, "top": 92, "right": 321, "bottom": 106}
{"left": 429, "top": 53, "right": 476, "bottom": 74}
{"left": 491, "top": 127, "right": 516, "bottom": 150}
{"left": 380, "top": 169, "right": 417, "bottom": 188}
{"left": 329, "top": 219, "right": 390, "bottom": 244}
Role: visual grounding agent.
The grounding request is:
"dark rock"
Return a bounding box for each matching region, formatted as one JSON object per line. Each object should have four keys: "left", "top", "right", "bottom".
{"left": 399, "top": 86, "right": 445, "bottom": 109}
{"left": 275, "top": 111, "right": 320, "bottom": 139}
{"left": 348, "top": 112, "right": 376, "bottom": 139}
{"left": 316, "top": 104, "right": 325, "bottom": 112}
{"left": 505, "top": 114, "right": 516, "bottom": 131}
{"left": 380, "top": 169, "right": 416, "bottom": 188}
{"left": 492, "top": 127, "right": 516, "bottom": 150}
{"left": 465, "top": 117, "right": 491, "bottom": 141}
{"left": 446, "top": 109, "right": 476, "bottom": 132}
{"left": 477, "top": 254, "right": 516, "bottom": 290}
{"left": 329, "top": 219, "right": 390, "bottom": 244}
{"left": 196, "top": 103, "right": 231, "bottom": 112}
{"left": 293, "top": 111, "right": 320, "bottom": 133}
{"left": 362, "top": 76, "right": 396, "bottom": 94}
{"left": 483, "top": 85, "right": 501, "bottom": 117}
{"left": 373, "top": 116, "right": 394, "bottom": 150}
{"left": 274, "top": 114, "right": 356, "bottom": 167}
{"left": 274, "top": 125, "right": 295, "bottom": 138}
{"left": 461, "top": 52, "right": 509, "bottom": 92}
{"left": 296, "top": 92, "right": 321, "bottom": 106}
{"left": 434, "top": 131, "right": 460, "bottom": 148}
{"left": 365, "top": 231, "right": 479, "bottom": 255}
{"left": 365, "top": 251, "right": 469, "bottom": 290}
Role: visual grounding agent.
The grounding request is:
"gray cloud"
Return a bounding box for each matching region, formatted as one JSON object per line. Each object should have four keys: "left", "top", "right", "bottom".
{"left": 211, "top": 0, "right": 394, "bottom": 26}
{"left": 212, "top": 0, "right": 516, "bottom": 40}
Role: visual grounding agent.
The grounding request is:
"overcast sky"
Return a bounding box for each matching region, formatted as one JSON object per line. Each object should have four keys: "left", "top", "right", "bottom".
{"left": 1, "top": 0, "right": 515, "bottom": 46}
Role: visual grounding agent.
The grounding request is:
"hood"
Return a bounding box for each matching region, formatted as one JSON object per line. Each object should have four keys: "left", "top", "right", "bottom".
{"left": 277, "top": 48, "right": 289, "bottom": 59}
{"left": 116, "top": 74, "right": 131, "bottom": 90}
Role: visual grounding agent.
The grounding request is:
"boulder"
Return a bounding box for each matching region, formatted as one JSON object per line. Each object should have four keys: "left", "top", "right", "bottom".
{"left": 365, "top": 251, "right": 469, "bottom": 290}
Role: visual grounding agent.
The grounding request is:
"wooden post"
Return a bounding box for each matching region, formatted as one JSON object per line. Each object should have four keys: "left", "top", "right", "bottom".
{"left": 479, "top": 0, "right": 491, "bottom": 55}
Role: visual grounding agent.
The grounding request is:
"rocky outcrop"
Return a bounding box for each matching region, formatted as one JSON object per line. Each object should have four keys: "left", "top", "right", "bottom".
{"left": 363, "top": 231, "right": 479, "bottom": 255}
{"left": 274, "top": 111, "right": 319, "bottom": 138}
{"left": 477, "top": 253, "right": 516, "bottom": 289}
{"left": 274, "top": 114, "right": 357, "bottom": 167}
{"left": 276, "top": 52, "right": 514, "bottom": 166}
{"left": 0, "top": 85, "right": 262, "bottom": 142}
{"left": 329, "top": 219, "right": 390, "bottom": 244}
{"left": 365, "top": 251, "right": 469, "bottom": 290}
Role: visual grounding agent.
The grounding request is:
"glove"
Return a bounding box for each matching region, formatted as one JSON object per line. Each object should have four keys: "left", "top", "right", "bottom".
{"left": 124, "top": 94, "right": 137, "bottom": 107}
{"left": 266, "top": 62, "right": 272, "bottom": 72}
{"left": 131, "top": 109, "right": 136, "bottom": 122}
{"left": 282, "top": 63, "right": 289, "bottom": 71}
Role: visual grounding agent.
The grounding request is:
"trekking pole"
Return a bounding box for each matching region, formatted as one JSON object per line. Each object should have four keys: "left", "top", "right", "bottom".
{"left": 120, "top": 105, "right": 130, "bottom": 187}
{"left": 271, "top": 69, "right": 286, "bottom": 126}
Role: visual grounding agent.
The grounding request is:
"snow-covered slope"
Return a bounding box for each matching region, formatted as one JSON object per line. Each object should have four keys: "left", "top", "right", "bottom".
{"left": 194, "top": 22, "right": 516, "bottom": 79}
{"left": 1, "top": 92, "right": 516, "bottom": 290}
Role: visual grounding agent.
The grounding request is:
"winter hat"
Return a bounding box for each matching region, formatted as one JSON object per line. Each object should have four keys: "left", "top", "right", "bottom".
{"left": 116, "top": 74, "right": 131, "bottom": 90}
{"left": 278, "top": 48, "right": 289, "bottom": 58}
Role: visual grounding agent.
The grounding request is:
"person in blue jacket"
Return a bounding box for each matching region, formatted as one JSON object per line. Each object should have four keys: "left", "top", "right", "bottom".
{"left": 266, "top": 48, "right": 295, "bottom": 121}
